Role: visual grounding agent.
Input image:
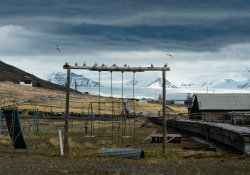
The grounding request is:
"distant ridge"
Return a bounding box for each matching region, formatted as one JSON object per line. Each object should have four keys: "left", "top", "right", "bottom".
{"left": 46, "top": 72, "right": 102, "bottom": 87}
{"left": 141, "top": 78, "right": 177, "bottom": 88}
{"left": 0, "top": 60, "right": 79, "bottom": 93}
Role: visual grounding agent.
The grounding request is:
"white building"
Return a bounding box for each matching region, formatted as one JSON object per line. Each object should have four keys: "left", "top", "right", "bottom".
{"left": 20, "top": 80, "right": 32, "bottom": 87}
{"left": 174, "top": 101, "right": 184, "bottom": 105}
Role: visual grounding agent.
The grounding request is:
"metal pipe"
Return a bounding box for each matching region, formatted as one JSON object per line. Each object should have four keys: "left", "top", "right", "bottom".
{"left": 58, "top": 130, "right": 64, "bottom": 156}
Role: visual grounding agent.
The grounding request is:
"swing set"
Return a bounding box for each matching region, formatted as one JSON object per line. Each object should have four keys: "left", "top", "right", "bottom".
{"left": 86, "top": 101, "right": 132, "bottom": 137}
{"left": 63, "top": 62, "right": 169, "bottom": 154}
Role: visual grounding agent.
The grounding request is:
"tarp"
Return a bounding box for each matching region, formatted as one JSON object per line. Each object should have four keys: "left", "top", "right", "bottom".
{"left": 99, "top": 148, "right": 145, "bottom": 159}
{"left": 4, "top": 108, "right": 28, "bottom": 150}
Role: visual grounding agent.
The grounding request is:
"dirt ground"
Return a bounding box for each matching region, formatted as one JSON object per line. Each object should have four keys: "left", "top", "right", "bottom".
{"left": 1, "top": 119, "right": 250, "bottom": 175}
{"left": 1, "top": 81, "right": 250, "bottom": 174}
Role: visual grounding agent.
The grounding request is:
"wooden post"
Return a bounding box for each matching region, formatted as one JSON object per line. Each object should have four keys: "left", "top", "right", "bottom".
{"left": 64, "top": 66, "right": 70, "bottom": 154}
{"left": 162, "top": 69, "right": 167, "bottom": 153}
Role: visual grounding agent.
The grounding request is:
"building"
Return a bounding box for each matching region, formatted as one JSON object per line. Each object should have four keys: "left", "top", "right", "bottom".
{"left": 174, "top": 100, "right": 185, "bottom": 105}
{"left": 188, "top": 93, "right": 250, "bottom": 120}
{"left": 158, "top": 106, "right": 175, "bottom": 117}
{"left": 20, "top": 80, "right": 32, "bottom": 87}
{"left": 139, "top": 98, "right": 147, "bottom": 103}
{"left": 147, "top": 98, "right": 154, "bottom": 102}
{"left": 158, "top": 95, "right": 162, "bottom": 103}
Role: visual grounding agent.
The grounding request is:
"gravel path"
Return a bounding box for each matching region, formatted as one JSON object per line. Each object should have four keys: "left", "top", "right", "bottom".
{"left": 1, "top": 153, "right": 250, "bottom": 175}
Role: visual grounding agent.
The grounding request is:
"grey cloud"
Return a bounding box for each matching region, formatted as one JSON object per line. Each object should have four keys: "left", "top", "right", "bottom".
{"left": 0, "top": 0, "right": 250, "bottom": 57}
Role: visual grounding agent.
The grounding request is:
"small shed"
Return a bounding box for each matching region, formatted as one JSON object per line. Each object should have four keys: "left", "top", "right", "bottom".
{"left": 158, "top": 106, "right": 175, "bottom": 117}
{"left": 139, "top": 98, "right": 147, "bottom": 104}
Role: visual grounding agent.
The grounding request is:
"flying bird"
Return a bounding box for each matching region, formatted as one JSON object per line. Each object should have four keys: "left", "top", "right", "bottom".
{"left": 166, "top": 54, "right": 173, "bottom": 58}
{"left": 56, "top": 45, "right": 60, "bottom": 52}
{"left": 247, "top": 69, "right": 250, "bottom": 72}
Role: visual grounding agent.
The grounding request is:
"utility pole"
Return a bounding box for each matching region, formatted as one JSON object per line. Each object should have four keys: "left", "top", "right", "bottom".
{"left": 162, "top": 70, "right": 167, "bottom": 153}
{"left": 64, "top": 66, "right": 70, "bottom": 154}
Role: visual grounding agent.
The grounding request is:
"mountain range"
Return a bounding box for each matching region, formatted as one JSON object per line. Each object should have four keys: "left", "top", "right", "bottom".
{"left": 201, "top": 79, "right": 250, "bottom": 89}
{"left": 46, "top": 72, "right": 178, "bottom": 88}
{"left": 46, "top": 72, "right": 102, "bottom": 87}
{"left": 0, "top": 60, "right": 79, "bottom": 93}
{"left": 45, "top": 72, "right": 250, "bottom": 90}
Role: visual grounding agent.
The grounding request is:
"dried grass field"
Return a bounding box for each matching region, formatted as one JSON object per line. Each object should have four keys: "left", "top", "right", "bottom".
{"left": 1, "top": 81, "right": 250, "bottom": 174}
{"left": 1, "top": 118, "right": 250, "bottom": 174}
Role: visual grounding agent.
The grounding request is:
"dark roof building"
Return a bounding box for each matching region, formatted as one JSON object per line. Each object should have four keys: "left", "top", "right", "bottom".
{"left": 188, "top": 93, "right": 250, "bottom": 120}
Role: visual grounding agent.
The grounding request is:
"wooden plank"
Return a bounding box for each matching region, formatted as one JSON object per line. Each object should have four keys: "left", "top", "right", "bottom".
{"left": 150, "top": 134, "right": 182, "bottom": 138}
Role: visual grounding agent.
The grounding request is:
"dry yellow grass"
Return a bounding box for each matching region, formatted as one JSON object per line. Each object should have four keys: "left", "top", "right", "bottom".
{"left": 1, "top": 81, "right": 189, "bottom": 116}
{"left": 49, "top": 137, "right": 59, "bottom": 149}
{"left": 83, "top": 141, "right": 94, "bottom": 149}
{"left": 0, "top": 134, "right": 11, "bottom": 146}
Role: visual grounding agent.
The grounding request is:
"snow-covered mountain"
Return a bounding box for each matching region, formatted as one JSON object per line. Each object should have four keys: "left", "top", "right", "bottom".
{"left": 124, "top": 80, "right": 139, "bottom": 86}
{"left": 46, "top": 72, "right": 102, "bottom": 87}
{"left": 178, "top": 82, "right": 195, "bottom": 87}
{"left": 141, "top": 78, "right": 177, "bottom": 88}
{"left": 200, "top": 79, "right": 250, "bottom": 89}
{"left": 237, "top": 79, "right": 250, "bottom": 89}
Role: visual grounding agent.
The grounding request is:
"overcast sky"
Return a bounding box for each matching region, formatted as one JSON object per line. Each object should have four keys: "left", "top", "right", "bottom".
{"left": 1, "top": 0, "right": 250, "bottom": 86}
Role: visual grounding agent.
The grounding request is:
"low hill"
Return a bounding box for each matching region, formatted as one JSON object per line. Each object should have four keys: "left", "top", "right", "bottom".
{"left": 0, "top": 60, "right": 79, "bottom": 93}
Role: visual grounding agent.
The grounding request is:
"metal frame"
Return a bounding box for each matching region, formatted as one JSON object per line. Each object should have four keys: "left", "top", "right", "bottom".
{"left": 33, "top": 109, "right": 39, "bottom": 135}
{"left": 63, "top": 63, "right": 170, "bottom": 154}
{"left": 86, "top": 101, "right": 132, "bottom": 139}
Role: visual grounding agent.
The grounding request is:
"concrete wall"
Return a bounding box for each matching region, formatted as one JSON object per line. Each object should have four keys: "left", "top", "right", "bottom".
{"left": 167, "top": 119, "right": 250, "bottom": 155}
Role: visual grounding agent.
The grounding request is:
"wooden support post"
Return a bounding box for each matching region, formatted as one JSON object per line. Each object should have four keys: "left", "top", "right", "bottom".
{"left": 162, "top": 69, "right": 167, "bottom": 153}
{"left": 82, "top": 106, "right": 83, "bottom": 117}
{"left": 64, "top": 66, "right": 70, "bottom": 154}
{"left": 242, "top": 114, "right": 244, "bottom": 126}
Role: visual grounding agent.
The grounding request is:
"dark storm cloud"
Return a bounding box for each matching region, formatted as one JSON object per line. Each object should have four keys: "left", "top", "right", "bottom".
{"left": 1, "top": 0, "right": 250, "bottom": 56}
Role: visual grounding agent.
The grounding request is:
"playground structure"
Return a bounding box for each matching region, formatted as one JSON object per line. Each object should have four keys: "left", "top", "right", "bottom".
{"left": 86, "top": 101, "right": 132, "bottom": 145}
{"left": 63, "top": 63, "right": 170, "bottom": 154}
